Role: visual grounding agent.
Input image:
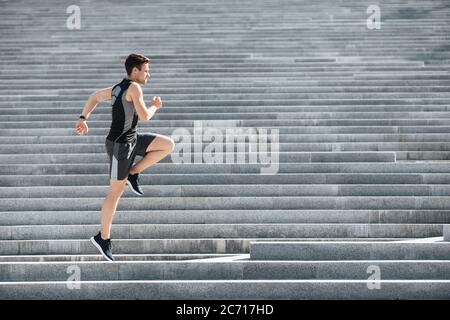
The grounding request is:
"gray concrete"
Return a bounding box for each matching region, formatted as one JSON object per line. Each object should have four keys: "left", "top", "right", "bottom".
{"left": 2, "top": 260, "right": 450, "bottom": 281}
{"left": 250, "top": 241, "right": 450, "bottom": 260}
{"left": 0, "top": 238, "right": 414, "bottom": 256}
{"left": 1, "top": 0, "right": 450, "bottom": 299}
{"left": 1, "top": 209, "right": 449, "bottom": 225}
{"left": 444, "top": 225, "right": 450, "bottom": 241}
{"left": 1, "top": 281, "right": 450, "bottom": 300}
{"left": 0, "top": 223, "right": 443, "bottom": 240}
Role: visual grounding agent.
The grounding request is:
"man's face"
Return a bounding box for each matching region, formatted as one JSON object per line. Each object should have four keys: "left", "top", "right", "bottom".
{"left": 133, "top": 62, "right": 150, "bottom": 85}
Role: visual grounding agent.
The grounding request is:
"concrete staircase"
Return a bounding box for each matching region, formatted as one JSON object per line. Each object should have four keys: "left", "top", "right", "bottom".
{"left": 1, "top": 0, "right": 450, "bottom": 299}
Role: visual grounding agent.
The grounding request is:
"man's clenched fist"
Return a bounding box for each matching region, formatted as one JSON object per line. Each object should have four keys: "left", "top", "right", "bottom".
{"left": 151, "top": 96, "right": 162, "bottom": 108}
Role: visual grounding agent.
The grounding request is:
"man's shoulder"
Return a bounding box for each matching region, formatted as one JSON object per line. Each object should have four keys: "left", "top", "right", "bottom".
{"left": 127, "top": 81, "right": 142, "bottom": 96}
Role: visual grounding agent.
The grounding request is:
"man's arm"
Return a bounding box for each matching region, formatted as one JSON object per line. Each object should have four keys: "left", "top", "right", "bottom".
{"left": 128, "top": 82, "right": 160, "bottom": 122}
{"left": 75, "top": 87, "right": 112, "bottom": 136}
{"left": 80, "top": 87, "right": 113, "bottom": 119}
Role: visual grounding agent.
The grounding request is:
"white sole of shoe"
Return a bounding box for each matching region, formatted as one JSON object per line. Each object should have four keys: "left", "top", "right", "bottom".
{"left": 127, "top": 180, "right": 144, "bottom": 196}
{"left": 90, "top": 237, "right": 114, "bottom": 262}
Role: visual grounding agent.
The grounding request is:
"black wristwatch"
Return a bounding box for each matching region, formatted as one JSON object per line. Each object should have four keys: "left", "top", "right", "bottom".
{"left": 79, "top": 115, "right": 86, "bottom": 120}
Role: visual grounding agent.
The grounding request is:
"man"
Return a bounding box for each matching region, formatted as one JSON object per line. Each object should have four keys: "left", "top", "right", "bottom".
{"left": 74, "top": 53, "right": 175, "bottom": 261}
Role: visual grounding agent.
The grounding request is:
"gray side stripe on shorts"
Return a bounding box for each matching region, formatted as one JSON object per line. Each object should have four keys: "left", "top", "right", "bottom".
{"left": 111, "top": 143, "right": 119, "bottom": 180}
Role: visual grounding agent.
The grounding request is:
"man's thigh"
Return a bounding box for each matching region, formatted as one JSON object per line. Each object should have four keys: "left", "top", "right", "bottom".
{"left": 135, "top": 133, "right": 160, "bottom": 156}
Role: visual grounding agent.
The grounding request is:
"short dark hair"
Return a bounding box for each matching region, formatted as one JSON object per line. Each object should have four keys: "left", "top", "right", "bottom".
{"left": 125, "top": 53, "right": 150, "bottom": 75}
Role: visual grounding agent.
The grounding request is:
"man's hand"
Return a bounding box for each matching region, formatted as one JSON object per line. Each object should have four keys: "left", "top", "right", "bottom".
{"left": 151, "top": 96, "right": 162, "bottom": 109}
{"left": 75, "top": 119, "right": 89, "bottom": 135}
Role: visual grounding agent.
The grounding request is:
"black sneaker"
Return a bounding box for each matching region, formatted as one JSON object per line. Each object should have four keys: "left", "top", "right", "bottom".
{"left": 90, "top": 232, "right": 114, "bottom": 261}
{"left": 127, "top": 173, "right": 144, "bottom": 196}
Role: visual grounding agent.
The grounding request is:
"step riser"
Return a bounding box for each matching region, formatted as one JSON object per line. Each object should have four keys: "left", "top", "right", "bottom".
{"left": 444, "top": 225, "right": 450, "bottom": 241}
{"left": 250, "top": 242, "right": 450, "bottom": 260}
{"left": 12, "top": 175, "right": 446, "bottom": 186}
{"left": 5, "top": 134, "right": 450, "bottom": 144}
{"left": 5, "top": 107, "right": 450, "bottom": 116}
{"left": 0, "top": 152, "right": 395, "bottom": 164}
{"left": 1, "top": 197, "right": 450, "bottom": 211}
{"left": 1, "top": 282, "right": 450, "bottom": 300}
{"left": 0, "top": 224, "right": 443, "bottom": 240}
{"left": 1, "top": 210, "right": 449, "bottom": 225}
{"left": 4, "top": 185, "right": 450, "bottom": 198}
{"left": 3, "top": 143, "right": 450, "bottom": 154}
{"left": 4, "top": 127, "right": 450, "bottom": 136}
{"left": 2, "top": 261, "right": 450, "bottom": 281}
{"left": 0, "top": 239, "right": 253, "bottom": 255}
{"left": 3, "top": 120, "right": 450, "bottom": 128}
{"left": 4, "top": 162, "right": 450, "bottom": 173}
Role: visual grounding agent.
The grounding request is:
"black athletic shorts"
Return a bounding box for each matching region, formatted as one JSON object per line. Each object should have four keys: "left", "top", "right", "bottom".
{"left": 105, "top": 133, "right": 158, "bottom": 180}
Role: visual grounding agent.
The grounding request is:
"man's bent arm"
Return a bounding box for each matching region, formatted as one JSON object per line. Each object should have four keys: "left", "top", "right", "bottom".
{"left": 128, "top": 83, "right": 158, "bottom": 122}
{"left": 81, "top": 87, "right": 112, "bottom": 119}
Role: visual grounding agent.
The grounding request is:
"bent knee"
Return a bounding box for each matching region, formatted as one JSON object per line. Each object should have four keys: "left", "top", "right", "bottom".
{"left": 167, "top": 137, "right": 175, "bottom": 152}
{"left": 156, "top": 135, "right": 175, "bottom": 152}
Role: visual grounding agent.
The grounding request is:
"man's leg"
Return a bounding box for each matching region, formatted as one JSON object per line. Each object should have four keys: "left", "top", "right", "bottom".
{"left": 100, "top": 177, "right": 128, "bottom": 239}
{"left": 129, "top": 135, "right": 175, "bottom": 175}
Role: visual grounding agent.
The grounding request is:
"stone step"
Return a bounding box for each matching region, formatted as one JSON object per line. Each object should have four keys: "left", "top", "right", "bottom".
{"left": 2, "top": 126, "right": 450, "bottom": 136}
{"left": 4, "top": 133, "right": 450, "bottom": 144}
{"left": 5, "top": 74, "right": 450, "bottom": 81}
{"left": 2, "top": 173, "right": 450, "bottom": 186}
{"left": 0, "top": 81, "right": 450, "bottom": 91}
{"left": 250, "top": 241, "right": 450, "bottom": 260}
{"left": 4, "top": 125, "right": 450, "bottom": 138}
{"left": 4, "top": 75, "right": 446, "bottom": 82}
{"left": 0, "top": 224, "right": 443, "bottom": 240}
{"left": 1, "top": 96, "right": 450, "bottom": 105}
{"left": 7, "top": 112, "right": 450, "bottom": 121}
{"left": 3, "top": 184, "right": 450, "bottom": 198}
{"left": 444, "top": 225, "right": 450, "bottom": 241}
{"left": 0, "top": 238, "right": 399, "bottom": 256}
{"left": 0, "top": 63, "right": 431, "bottom": 70}
{"left": 2, "top": 142, "right": 450, "bottom": 154}
{"left": 5, "top": 67, "right": 450, "bottom": 76}
{"left": 1, "top": 210, "right": 448, "bottom": 226}
{"left": 1, "top": 280, "right": 449, "bottom": 299}
{"left": 1, "top": 33, "right": 444, "bottom": 39}
{"left": 0, "top": 68, "right": 450, "bottom": 76}
{"left": 2, "top": 259, "right": 450, "bottom": 281}
{"left": 0, "top": 152, "right": 396, "bottom": 164}
{"left": 0, "top": 254, "right": 233, "bottom": 262}
{"left": 1, "top": 196, "right": 450, "bottom": 211}
{"left": 3, "top": 119, "right": 450, "bottom": 128}
{"left": 395, "top": 151, "right": 450, "bottom": 160}
{"left": 2, "top": 162, "right": 450, "bottom": 174}
{"left": 4, "top": 106, "right": 450, "bottom": 115}
{"left": 2, "top": 80, "right": 450, "bottom": 89}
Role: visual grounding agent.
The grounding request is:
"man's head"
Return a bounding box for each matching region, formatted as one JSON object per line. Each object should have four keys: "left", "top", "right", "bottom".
{"left": 125, "top": 53, "right": 150, "bottom": 85}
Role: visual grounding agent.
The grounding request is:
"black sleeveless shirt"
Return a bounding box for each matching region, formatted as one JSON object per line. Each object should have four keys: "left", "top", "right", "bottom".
{"left": 106, "top": 77, "right": 139, "bottom": 144}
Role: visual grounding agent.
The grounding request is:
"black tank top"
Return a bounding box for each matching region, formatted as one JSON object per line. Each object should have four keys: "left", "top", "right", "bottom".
{"left": 106, "top": 78, "right": 139, "bottom": 143}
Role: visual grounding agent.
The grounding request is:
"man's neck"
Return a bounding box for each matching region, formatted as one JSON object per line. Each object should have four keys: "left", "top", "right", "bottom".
{"left": 126, "top": 75, "right": 139, "bottom": 83}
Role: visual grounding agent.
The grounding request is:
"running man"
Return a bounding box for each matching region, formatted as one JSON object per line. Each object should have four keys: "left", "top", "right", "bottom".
{"left": 74, "top": 53, "right": 175, "bottom": 261}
